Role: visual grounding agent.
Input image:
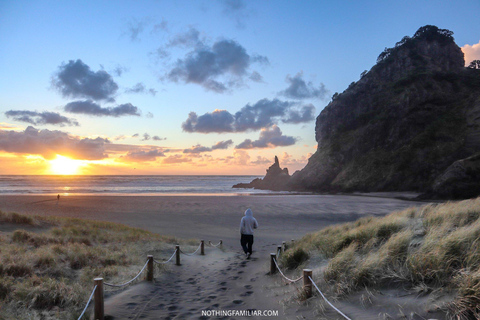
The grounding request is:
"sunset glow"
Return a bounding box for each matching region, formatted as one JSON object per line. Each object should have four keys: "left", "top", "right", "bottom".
{"left": 0, "top": 1, "right": 478, "bottom": 175}
{"left": 48, "top": 155, "right": 85, "bottom": 175}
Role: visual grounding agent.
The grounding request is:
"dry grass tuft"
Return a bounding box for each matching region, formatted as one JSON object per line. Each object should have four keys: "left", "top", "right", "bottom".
{"left": 0, "top": 210, "right": 187, "bottom": 319}
{"left": 291, "top": 197, "right": 480, "bottom": 318}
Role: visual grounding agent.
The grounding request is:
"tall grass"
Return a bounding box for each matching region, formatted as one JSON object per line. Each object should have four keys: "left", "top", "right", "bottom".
{"left": 286, "top": 197, "right": 480, "bottom": 318}
{"left": 0, "top": 211, "right": 185, "bottom": 319}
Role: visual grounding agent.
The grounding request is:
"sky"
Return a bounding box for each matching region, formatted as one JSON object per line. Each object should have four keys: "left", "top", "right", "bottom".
{"left": 0, "top": 0, "right": 479, "bottom": 175}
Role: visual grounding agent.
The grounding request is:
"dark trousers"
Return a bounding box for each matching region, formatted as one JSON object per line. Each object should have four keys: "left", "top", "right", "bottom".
{"left": 241, "top": 234, "right": 254, "bottom": 254}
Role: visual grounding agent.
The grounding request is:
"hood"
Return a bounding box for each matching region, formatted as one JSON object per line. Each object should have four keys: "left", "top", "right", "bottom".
{"left": 245, "top": 208, "right": 253, "bottom": 217}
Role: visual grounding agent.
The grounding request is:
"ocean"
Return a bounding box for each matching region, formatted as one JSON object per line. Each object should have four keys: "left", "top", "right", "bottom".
{"left": 0, "top": 175, "right": 282, "bottom": 196}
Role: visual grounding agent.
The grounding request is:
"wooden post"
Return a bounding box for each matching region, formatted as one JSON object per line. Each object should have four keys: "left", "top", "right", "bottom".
{"left": 282, "top": 241, "right": 287, "bottom": 251}
{"left": 94, "top": 278, "right": 104, "bottom": 320}
{"left": 270, "top": 253, "right": 276, "bottom": 275}
{"left": 147, "top": 255, "right": 153, "bottom": 281}
{"left": 200, "top": 240, "right": 205, "bottom": 255}
{"left": 219, "top": 240, "right": 223, "bottom": 247}
{"left": 303, "top": 269, "right": 313, "bottom": 298}
{"left": 175, "top": 245, "right": 181, "bottom": 266}
{"left": 277, "top": 245, "right": 283, "bottom": 256}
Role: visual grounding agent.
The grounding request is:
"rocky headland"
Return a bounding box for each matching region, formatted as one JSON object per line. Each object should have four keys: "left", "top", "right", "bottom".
{"left": 236, "top": 26, "right": 480, "bottom": 199}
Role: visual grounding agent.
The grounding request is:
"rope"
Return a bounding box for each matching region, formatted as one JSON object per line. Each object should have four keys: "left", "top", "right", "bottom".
{"left": 308, "top": 276, "right": 352, "bottom": 320}
{"left": 104, "top": 259, "right": 149, "bottom": 288}
{"left": 153, "top": 248, "right": 178, "bottom": 264}
{"left": 272, "top": 257, "right": 304, "bottom": 283}
{"left": 77, "top": 285, "right": 97, "bottom": 320}
{"left": 208, "top": 240, "right": 222, "bottom": 247}
{"left": 180, "top": 243, "right": 202, "bottom": 256}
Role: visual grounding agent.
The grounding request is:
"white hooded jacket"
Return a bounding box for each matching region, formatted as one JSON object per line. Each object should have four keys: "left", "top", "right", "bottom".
{"left": 240, "top": 208, "right": 258, "bottom": 235}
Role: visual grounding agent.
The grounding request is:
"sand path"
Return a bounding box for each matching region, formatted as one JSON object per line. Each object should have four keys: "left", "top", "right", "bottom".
{"left": 103, "top": 245, "right": 291, "bottom": 320}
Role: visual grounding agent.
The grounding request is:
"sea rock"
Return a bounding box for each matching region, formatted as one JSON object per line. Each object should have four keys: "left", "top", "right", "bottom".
{"left": 233, "top": 156, "right": 290, "bottom": 190}
{"left": 287, "top": 25, "right": 480, "bottom": 198}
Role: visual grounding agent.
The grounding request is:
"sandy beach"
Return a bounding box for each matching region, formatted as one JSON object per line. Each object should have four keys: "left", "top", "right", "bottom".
{"left": 0, "top": 194, "right": 427, "bottom": 248}
{"left": 0, "top": 194, "right": 432, "bottom": 319}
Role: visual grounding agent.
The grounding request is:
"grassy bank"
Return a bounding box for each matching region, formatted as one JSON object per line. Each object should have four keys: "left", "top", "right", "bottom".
{"left": 281, "top": 197, "right": 480, "bottom": 319}
{"left": 0, "top": 210, "right": 191, "bottom": 320}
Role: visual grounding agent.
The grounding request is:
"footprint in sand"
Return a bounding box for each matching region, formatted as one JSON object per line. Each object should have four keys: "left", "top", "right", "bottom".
{"left": 250, "top": 277, "right": 257, "bottom": 282}
{"left": 126, "top": 302, "right": 137, "bottom": 309}
{"left": 244, "top": 285, "right": 252, "bottom": 289}
{"left": 232, "top": 299, "right": 244, "bottom": 305}
{"left": 217, "top": 287, "right": 228, "bottom": 292}
{"left": 240, "top": 291, "right": 254, "bottom": 297}
{"left": 208, "top": 295, "right": 217, "bottom": 299}
{"left": 237, "top": 270, "right": 244, "bottom": 274}
{"left": 168, "top": 306, "right": 177, "bottom": 311}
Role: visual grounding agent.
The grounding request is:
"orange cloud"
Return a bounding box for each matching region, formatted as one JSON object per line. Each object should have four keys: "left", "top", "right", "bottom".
{"left": 462, "top": 40, "right": 480, "bottom": 66}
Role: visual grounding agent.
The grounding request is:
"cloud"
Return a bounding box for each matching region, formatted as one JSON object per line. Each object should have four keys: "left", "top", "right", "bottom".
{"left": 123, "top": 148, "right": 165, "bottom": 162}
{"left": 235, "top": 125, "right": 296, "bottom": 149}
{"left": 232, "top": 150, "right": 250, "bottom": 165}
{"left": 182, "top": 110, "right": 235, "bottom": 133}
{"left": 5, "top": 110, "right": 79, "bottom": 127}
{"left": 52, "top": 59, "right": 118, "bottom": 101}
{"left": 251, "top": 156, "right": 271, "bottom": 165}
{"left": 183, "top": 144, "right": 212, "bottom": 154}
{"left": 0, "top": 126, "right": 109, "bottom": 160}
{"left": 279, "top": 72, "right": 329, "bottom": 100}
{"left": 164, "top": 30, "right": 268, "bottom": 93}
{"left": 152, "top": 136, "right": 165, "bottom": 141}
{"left": 124, "top": 18, "right": 148, "bottom": 42}
{"left": 462, "top": 40, "right": 480, "bottom": 66}
{"left": 162, "top": 154, "right": 192, "bottom": 164}
{"left": 249, "top": 71, "right": 263, "bottom": 82}
{"left": 212, "top": 139, "right": 233, "bottom": 150}
{"left": 182, "top": 99, "right": 315, "bottom": 133}
{"left": 183, "top": 139, "right": 233, "bottom": 154}
{"left": 141, "top": 133, "right": 150, "bottom": 141}
{"left": 125, "top": 82, "right": 157, "bottom": 96}
{"left": 152, "top": 19, "right": 169, "bottom": 34}
{"left": 64, "top": 100, "right": 141, "bottom": 117}
{"left": 112, "top": 65, "right": 128, "bottom": 77}
{"left": 168, "top": 27, "right": 205, "bottom": 49}
{"left": 219, "top": 0, "right": 249, "bottom": 29}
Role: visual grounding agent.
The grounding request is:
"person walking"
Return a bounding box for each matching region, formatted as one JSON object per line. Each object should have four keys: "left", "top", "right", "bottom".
{"left": 240, "top": 208, "right": 258, "bottom": 259}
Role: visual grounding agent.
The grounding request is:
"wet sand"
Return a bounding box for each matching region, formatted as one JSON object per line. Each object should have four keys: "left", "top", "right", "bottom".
{"left": 0, "top": 194, "right": 427, "bottom": 249}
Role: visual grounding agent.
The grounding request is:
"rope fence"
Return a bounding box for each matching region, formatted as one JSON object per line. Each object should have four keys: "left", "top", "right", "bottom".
{"left": 270, "top": 240, "right": 353, "bottom": 320}
{"left": 271, "top": 256, "right": 303, "bottom": 283}
{"left": 208, "top": 240, "right": 223, "bottom": 247}
{"left": 104, "top": 259, "right": 150, "bottom": 288}
{"left": 309, "top": 276, "right": 352, "bottom": 320}
{"left": 77, "top": 285, "right": 97, "bottom": 320}
{"left": 76, "top": 239, "right": 221, "bottom": 320}
{"left": 179, "top": 242, "right": 202, "bottom": 256}
{"left": 153, "top": 248, "right": 178, "bottom": 264}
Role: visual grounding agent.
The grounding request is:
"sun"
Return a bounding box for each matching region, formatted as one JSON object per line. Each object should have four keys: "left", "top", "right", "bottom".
{"left": 48, "top": 155, "right": 84, "bottom": 175}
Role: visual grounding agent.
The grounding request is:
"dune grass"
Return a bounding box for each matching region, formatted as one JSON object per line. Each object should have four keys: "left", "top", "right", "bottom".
{"left": 0, "top": 210, "right": 189, "bottom": 320}
{"left": 281, "top": 197, "right": 480, "bottom": 319}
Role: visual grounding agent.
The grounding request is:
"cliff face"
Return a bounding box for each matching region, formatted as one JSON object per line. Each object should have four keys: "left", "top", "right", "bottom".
{"left": 290, "top": 26, "right": 480, "bottom": 196}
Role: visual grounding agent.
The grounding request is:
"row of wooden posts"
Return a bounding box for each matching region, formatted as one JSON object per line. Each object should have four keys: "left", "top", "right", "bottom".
{"left": 91, "top": 240, "right": 212, "bottom": 320}
{"left": 269, "top": 240, "right": 313, "bottom": 299}
{"left": 90, "top": 239, "right": 313, "bottom": 320}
